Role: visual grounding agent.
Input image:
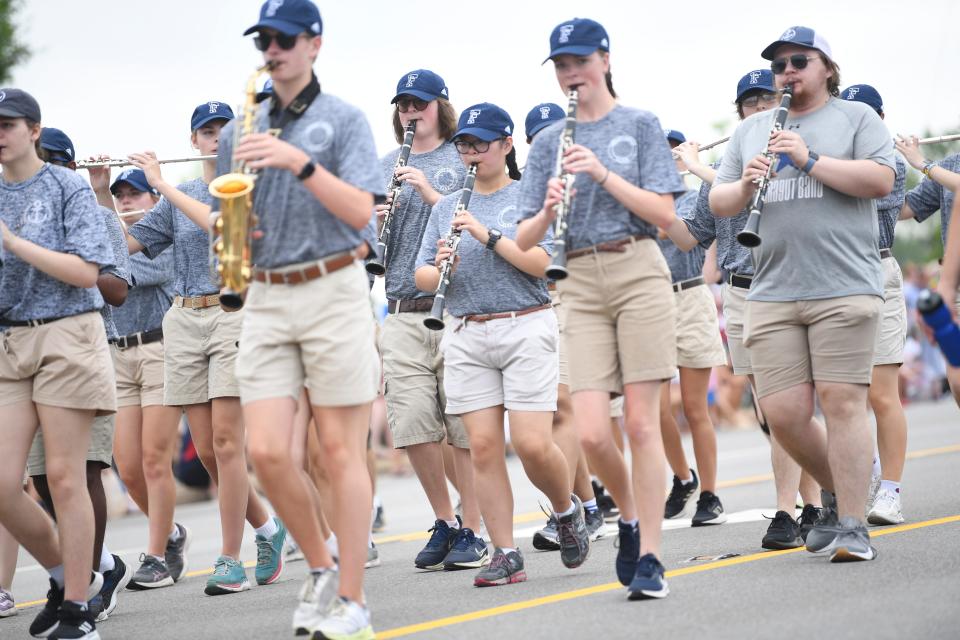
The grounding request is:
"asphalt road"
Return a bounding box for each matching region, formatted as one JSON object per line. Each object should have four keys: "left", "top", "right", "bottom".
{"left": 6, "top": 399, "right": 960, "bottom": 639}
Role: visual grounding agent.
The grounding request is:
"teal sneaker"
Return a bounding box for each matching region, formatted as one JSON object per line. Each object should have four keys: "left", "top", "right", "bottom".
{"left": 255, "top": 517, "right": 287, "bottom": 586}
{"left": 204, "top": 556, "right": 251, "bottom": 595}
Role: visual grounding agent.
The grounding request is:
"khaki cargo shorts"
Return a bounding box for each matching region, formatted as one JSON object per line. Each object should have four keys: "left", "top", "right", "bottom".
{"left": 113, "top": 340, "right": 166, "bottom": 407}
{"left": 162, "top": 304, "right": 241, "bottom": 405}
{"left": 872, "top": 257, "right": 907, "bottom": 366}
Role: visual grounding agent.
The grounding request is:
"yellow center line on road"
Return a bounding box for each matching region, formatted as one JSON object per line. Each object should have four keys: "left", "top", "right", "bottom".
{"left": 376, "top": 514, "right": 960, "bottom": 639}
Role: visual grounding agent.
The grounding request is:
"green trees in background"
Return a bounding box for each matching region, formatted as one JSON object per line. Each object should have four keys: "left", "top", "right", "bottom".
{"left": 0, "top": 0, "right": 29, "bottom": 84}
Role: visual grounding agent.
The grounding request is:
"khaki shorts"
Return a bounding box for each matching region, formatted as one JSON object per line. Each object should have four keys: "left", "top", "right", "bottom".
{"left": 559, "top": 237, "right": 677, "bottom": 393}
{"left": 676, "top": 284, "right": 727, "bottom": 369}
{"left": 28, "top": 414, "right": 116, "bottom": 475}
{"left": 721, "top": 283, "right": 752, "bottom": 376}
{"left": 551, "top": 289, "right": 571, "bottom": 387}
{"left": 442, "top": 308, "right": 559, "bottom": 414}
{"left": 236, "top": 261, "right": 380, "bottom": 407}
{"left": 162, "top": 304, "right": 241, "bottom": 405}
{"left": 113, "top": 340, "right": 166, "bottom": 407}
{"left": 0, "top": 312, "right": 116, "bottom": 415}
{"left": 873, "top": 257, "right": 907, "bottom": 366}
{"left": 380, "top": 310, "right": 468, "bottom": 449}
{"left": 743, "top": 295, "right": 882, "bottom": 398}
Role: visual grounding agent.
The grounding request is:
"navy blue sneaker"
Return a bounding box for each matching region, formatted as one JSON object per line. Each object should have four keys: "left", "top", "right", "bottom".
{"left": 628, "top": 553, "right": 669, "bottom": 600}
{"left": 443, "top": 528, "right": 489, "bottom": 570}
{"left": 615, "top": 520, "right": 640, "bottom": 586}
{"left": 414, "top": 516, "right": 461, "bottom": 570}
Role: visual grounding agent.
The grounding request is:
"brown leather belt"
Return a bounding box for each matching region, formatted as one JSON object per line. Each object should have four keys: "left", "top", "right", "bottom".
{"left": 462, "top": 303, "right": 552, "bottom": 325}
{"left": 173, "top": 294, "right": 221, "bottom": 309}
{"left": 388, "top": 297, "right": 435, "bottom": 314}
{"left": 880, "top": 248, "right": 893, "bottom": 260}
{"left": 253, "top": 248, "right": 360, "bottom": 286}
{"left": 566, "top": 235, "right": 647, "bottom": 260}
{"left": 671, "top": 276, "right": 705, "bottom": 293}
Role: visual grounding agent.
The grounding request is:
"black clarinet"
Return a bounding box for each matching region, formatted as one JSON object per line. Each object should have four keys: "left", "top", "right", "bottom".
{"left": 545, "top": 86, "right": 580, "bottom": 280}
{"left": 737, "top": 86, "right": 793, "bottom": 248}
{"left": 366, "top": 120, "right": 418, "bottom": 275}
{"left": 423, "top": 163, "right": 478, "bottom": 331}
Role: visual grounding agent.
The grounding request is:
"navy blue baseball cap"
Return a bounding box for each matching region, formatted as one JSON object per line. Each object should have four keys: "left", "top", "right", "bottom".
{"left": 455, "top": 103, "right": 514, "bottom": 142}
{"left": 544, "top": 18, "right": 610, "bottom": 63}
{"left": 842, "top": 84, "right": 883, "bottom": 115}
{"left": 761, "top": 26, "right": 833, "bottom": 61}
{"left": 391, "top": 69, "right": 449, "bottom": 104}
{"left": 110, "top": 168, "right": 158, "bottom": 196}
{"left": 190, "top": 101, "right": 235, "bottom": 131}
{"left": 40, "top": 127, "right": 75, "bottom": 162}
{"left": 736, "top": 69, "right": 776, "bottom": 102}
{"left": 243, "top": 0, "right": 322, "bottom": 36}
{"left": 0, "top": 88, "right": 41, "bottom": 121}
{"left": 525, "top": 103, "right": 563, "bottom": 140}
{"left": 664, "top": 129, "right": 686, "bottom": 144}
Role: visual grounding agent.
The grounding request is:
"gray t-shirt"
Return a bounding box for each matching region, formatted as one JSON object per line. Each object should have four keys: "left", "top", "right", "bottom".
{"left": 216, "top": 92, "right": 384, "bottom": 269}
{"left": 380, "top": 141, "right": 465, "bottom": 301}
{"left": 518, "top": 105, "right": 686, "bottom": 250}
{"left": 715, "top": 97, "right": 895, "bottom": 301}
{"left": 877, "top": 155, "right": 906, "bottom": 251}
{"left": 99, "top": 207, "right": 132, "bottom": 340}
{"left": 0, "top": 164, "right": 113, "bottom": 324}
{"left": 128, "top": 178, "right": 217, "bottom": 297}
{"left": 416, "top": 180, "right": 552, "bottom": 317}
{"left": 905, "top": 152, "right": 960, "bottom": 248}
{"left": 113, "top": 249, "right": 176, "bottom": 336}
{"left": 657, "top": 189, "right": 704, "bottom": 282}
{"left": 683, "top": 162, "right": 755, "bottom": 277}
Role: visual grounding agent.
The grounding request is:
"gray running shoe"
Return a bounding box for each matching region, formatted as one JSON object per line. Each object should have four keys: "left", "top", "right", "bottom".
{"left": 285, "top": 536, "right": 305, "bottom": 563}
{"left": 585, "top": 508, "right": 606, "bottom": 541}
{"left": 164, "top": 523, "right": 191, "bottom": 583}
{"left": 806, "top": 491, "right": 841, "bottom": 554}
{"left": 474, "top": 548, "right": 526, "bottom": 587}
{"left": 830, "top": 516, "right": 878, "bottom": 562}
{"left": 0, "top": 588, "right": 16, "bottom": 618}
{"left": 365, "top": 542, "right": 381, "bottom": 569}
{"left": 128, "top": 554, "right": 174, "bottom": 590}
{"left": 292, "top": 568, "right": 339, "bottom": 637}
{"left": 556, "top": 494, "right": 590, "bottom": 569}
{"left": 532, "top": 516, "right": 560, "bottom": 551}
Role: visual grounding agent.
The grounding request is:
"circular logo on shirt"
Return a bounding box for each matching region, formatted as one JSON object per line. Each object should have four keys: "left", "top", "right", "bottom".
{"left": 607, "top": 135, "right": 637, "bottom": 165}
{"left": 301, "top": 121, "right": 335, "bottom": 154}
{"left": 497, "top": 205, "right": 518, "bottom": 229}
{"left": 433, "top": 167, "right": 459, "bottom": 193}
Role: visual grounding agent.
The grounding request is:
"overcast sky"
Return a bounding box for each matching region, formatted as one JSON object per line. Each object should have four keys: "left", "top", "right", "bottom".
{"left": 12, "top": 0, "right": 960, "bottom": 183}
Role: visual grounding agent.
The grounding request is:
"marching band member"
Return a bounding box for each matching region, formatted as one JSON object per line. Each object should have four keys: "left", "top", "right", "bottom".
{"left": 415, "top": 102, "right": 591, "bottom": 587}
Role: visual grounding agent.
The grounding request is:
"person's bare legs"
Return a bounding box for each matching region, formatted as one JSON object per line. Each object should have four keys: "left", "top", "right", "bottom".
{"left": 869, "top": 364, "right": 908, "bottom": 483}
{"left": 552, "top": 384, "right": 579, "bottom": 489}
{"left": 574, "top": 391, "right": 637, "bottom": 522}
{"left": 622, "top": 381, "right": 666, "bottom": 557}
{"left": 448, "top": 447, "right": 480, "bottom": 532}
{"left": 817, "top": 382, "right": 873, "bottom": 520}
{"left": 0, "top": 522, "right": 18, "bottom": 590}
{"left": 679, "top": 368, "right": 718, "bottom": 494}
{"left": 141, "top": 405, "right": 183, "bottom": 556}
{"left": 659, "top": 382, "right": 692, "bottom": 481}
{"left": 113, "top": 405, "right": 148, "bottom": 514}
{"left": 759, "top": 384, "right": 835, "bottom": 495}
{"left": 461, "top": 408, "right": 514, "bottom": 547}
{"left": 406, "top": 443, "right": 457, "bottom": 523}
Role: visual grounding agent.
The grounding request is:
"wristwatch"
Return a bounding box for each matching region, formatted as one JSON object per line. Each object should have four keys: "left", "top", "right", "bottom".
{"left": 486, "top": 228, "right": 502, "bottom": 251}
{"left": 922, "top": 160, "right": 936, "bottom": 177}
{"left": 802, "top": 150, "right": 819, "bottom": 174}
{"left": 296, "top": 160, "right": 316, "bottom": 181}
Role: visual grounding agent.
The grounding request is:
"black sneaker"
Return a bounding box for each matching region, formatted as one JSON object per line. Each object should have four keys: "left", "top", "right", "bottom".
{"left": 532, "top": 516, "right": 560, "bottom": 551}
{"left": 443, "top": 528, "right": 489, "bottom": 570}
{"left": 164, "top": 523, "right": 191, "bottom": 583}
{"left": 691, "top": 491, "right": 726, "bottom": 527}
{"left": 627, "top": 553, "right": 669, "bottom": 600}
{"left": 806, "top": 491, "right": 841, "bottom": 554}
{"left": 556, "top": 495, "right": 590, "bottom": 569}
{"left": 584, "top": 508, "right": 606, "bottom": 541}
{"left": 615, "top": 520, "right": 640, "bottom": 586}
{"left": 49, "top": 601, "right": 97, "bottom": 640}
{"left": 664, "top": 469, "right": 699, "bottom": 519}
{"left": 414, "top": 517, "right": 460, "bottom": 570}
{"left": 372, "top": 504, "right": 386, "bottom": 533}
{"left": 761, "top": 510, "right": 803, "bottom": 550}
{"left": 31, "top": 573, "right": 103, "bottom": 639}
{"left": 95, "top": 555, "right": 132, "bottom": 621}
{"left": 797, "top": 504, "right": 823, "bottom": 542}
{"left": 592, "top": 480, "right": 620, "bottom": 522}
{"left": 473, "top": 548, "right": 526, "bottom": 587}
{"left": 128, "top": 554, "right": 174, "bottom": 590}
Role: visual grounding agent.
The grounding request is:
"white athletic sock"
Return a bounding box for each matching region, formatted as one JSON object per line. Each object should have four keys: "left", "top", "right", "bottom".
{"left": 326, "top": 533, "right": 339, "bottom": 559}
{"left": 582, "top": 498, "right": 599, "bottom": 513}
{"left": 499, "top": 547, "right": 517, "bottom": 554}
{"left": 444, "top": 519, "right": 460, "bottom": 530}
{"left": 169, "top": 524, "right": 181, "bottom": 542}
{"left": 373, "top": 494, "right": 382, "bottom": 509}
{"left": 49, "top": 564, "right": 65, "bottom": 588}
{"left": 879, "top": 480, "right": 901, "bottom": 494}
{"left": 557, "top": 500, "right": 576, "bottom": 518}
{"left": 620, "top": 518, "right": 639, "bottom": 528}
{"left": 255, "top": 516, "right": 279, "bottom": 539}
{"left": 99, "top": 547, "right": 115, "bottom": 573}
{"left": 872, "top": 456, "right": 882, "bottom": 478}
{"left": 149, "top": 554, "right": 164, "bottom": 563}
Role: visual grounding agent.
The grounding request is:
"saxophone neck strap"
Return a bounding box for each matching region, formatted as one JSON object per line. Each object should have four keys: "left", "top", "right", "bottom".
{"left": 268, "top": 73, "right": 322, "bottom": 132}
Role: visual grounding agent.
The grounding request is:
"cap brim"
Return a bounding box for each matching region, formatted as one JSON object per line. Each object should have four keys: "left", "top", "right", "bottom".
{"left": 761, "top": 40, "right": 821, "bottom": 61}
{"left": 243, "top": 18, "right": 305, "bottom": 36}
{"left": 736, "top": 86, "right": 777, "bottom": 102}
{"left": 110, "top": 179, "right": 152, "bottom": 195}
{"left": 192, "top": 115, "right": 232, "bottom": 131}
{"left": 0, "top": 106, "right": 28, "bottom": 119}
{"left": 390, "top": 90, "right": 439, "bottom": 104}
{"left": 543, "top": 45, "right": 601, "bottom": 64}
{"left": 455, "top": 127, "right": 505, "bottom": 142}
{"left": 526, "top": 121, "right": 556, "bottom": 140}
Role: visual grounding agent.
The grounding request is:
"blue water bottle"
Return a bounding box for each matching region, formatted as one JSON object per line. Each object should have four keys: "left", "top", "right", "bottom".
{"left": 917, "top": 289, "right": 960, "bottom": 367}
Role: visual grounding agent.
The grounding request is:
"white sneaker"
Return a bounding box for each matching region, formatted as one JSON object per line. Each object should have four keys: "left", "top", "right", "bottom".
{"left": 314, "top": 598, "right": 374, "bottom": 640}
{"left": 0, "top": 588, "right": 17, "bottom": 617}
{"left": 291, "top": 568, "right": 339, "bottom": 636}
{"left": 285, "top": 537, "right": 305, "bottom": 563}
{"left": 867, "top": 488, "right": 904, "bottom": 525}
{"left": 364, "top": 543, "right": 380, "bottom": 569}
{"left": 865, "top": 472, "right": 881, "bottom": 515}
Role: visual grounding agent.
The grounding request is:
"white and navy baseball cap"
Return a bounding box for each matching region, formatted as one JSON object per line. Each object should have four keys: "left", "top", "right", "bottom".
{"left": 0, "top": 88, "right": 41, "bottom": 121}
{"left": 664, "top": 129, "right": 686, "bottom": 145}
{"left": 243, "top": 0, "right": 322, "bottom": 37}
{"left": 736, "top": 69, "right": 776, "bottom": 102}
{"left": 544, "top": 18, "right": 610, "bottom": 63}
{"left": 761, "top": 26, "right": 832, "bottom": 61}
{"left": 455, "top": 103, "right": 514, "bottom": 142}
{"left": 842, "top": 84, "right": 883, "bottom": 115}
{"left": 524, "top": 103, "right": 563, "bottom": 140}
{"left": 190, "top": 101, "right": 235, "bottom": 131}
{"left": 391, "top": 69, "right": 449, "bottom": 104}
{"left": 110, "top": 168, "right": 158, "bottom": 196}
{"left": 40, "top": 127, "right": 75, "bottom": 163}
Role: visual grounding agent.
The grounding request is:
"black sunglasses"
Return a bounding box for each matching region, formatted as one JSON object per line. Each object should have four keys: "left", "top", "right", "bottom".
{"left": 395, "top": 97, "right": 430, "bottom": 113}
{"left": 253, "top": 31, "right": 304, "bottom": 52}
{"left": 771, "top": 54, "right": 818, "bottom": 75}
